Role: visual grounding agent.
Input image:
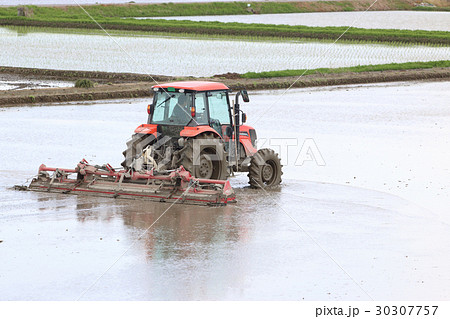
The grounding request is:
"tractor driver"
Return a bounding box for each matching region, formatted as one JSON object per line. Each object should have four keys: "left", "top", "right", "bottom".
{"left": 171, "top": 94, "right": 192, "bottom": 124}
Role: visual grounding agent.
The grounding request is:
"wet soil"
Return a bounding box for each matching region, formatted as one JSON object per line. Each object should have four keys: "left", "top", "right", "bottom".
{"left": 0, "top": 82, "right": 153, "bottom": 106}
{"left": 0, "top": 66, "right": 175, "bottom": 83}
{"left": 0, "top": 66, "right": 449, "bottom": 106}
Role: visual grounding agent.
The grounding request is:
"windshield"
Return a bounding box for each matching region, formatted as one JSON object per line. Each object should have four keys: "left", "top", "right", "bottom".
{"left": 150, "top": 91, "right": 212, "bottom": 126}
{"left": 150, "top": 91, "right": 194, "bottom": 125}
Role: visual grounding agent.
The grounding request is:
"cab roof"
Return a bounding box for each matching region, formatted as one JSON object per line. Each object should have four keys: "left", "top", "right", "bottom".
{"left": 152, "top": 81, "right": 229, "bottom": 92}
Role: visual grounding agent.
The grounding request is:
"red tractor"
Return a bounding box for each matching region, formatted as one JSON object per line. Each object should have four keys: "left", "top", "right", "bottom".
{"left": 26, "top": 81, "right": 280, "bottom": 205}
{"left": 122, "top": 81, "right": 282, "bottom": 188}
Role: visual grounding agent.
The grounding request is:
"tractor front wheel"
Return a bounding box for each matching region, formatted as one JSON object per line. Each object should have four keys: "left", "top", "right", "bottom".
{"left": 248, "top": 148, "right": 282, "bottom": 188}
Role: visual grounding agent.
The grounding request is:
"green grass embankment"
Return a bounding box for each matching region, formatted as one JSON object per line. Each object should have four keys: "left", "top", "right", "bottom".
{"left": 0, "top": 1, "right": 448, "bottom": 18}
{"left": 242, "top": 61, "right": 450, "bottom": 78}
{"left": 1, "top": 61, "right": 448, "bottom": 82}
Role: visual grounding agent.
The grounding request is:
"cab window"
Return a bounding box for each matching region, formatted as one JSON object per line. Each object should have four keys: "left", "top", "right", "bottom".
{"left": 207, "top": 91, "right": 231, "bottom": 125}
{"left": 193, "top": 93, "right": 209, "bottom": 125}
{"left": 151, "top": 91, "right": 193, "bottom": 125}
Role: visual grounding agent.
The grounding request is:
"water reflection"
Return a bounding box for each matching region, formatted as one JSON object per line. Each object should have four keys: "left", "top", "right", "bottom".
{"left": 65, "top": 192, "right": 258, "bottom": 261}
{"left": 121, "top": 201, "right": 250, "bottom": 261}
{"left": 75, "top": 199, "right": 120, "bottom": 223}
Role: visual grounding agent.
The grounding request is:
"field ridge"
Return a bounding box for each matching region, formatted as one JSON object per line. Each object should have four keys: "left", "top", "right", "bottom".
{"left": 1, "top": 66, "right": 449, "bottom": 106}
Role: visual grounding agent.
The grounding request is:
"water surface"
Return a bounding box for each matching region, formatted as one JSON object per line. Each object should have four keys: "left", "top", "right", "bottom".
{"left": 0, "top": 81, "right": 449, "bottom": 300}
{"left": 144, "top": 11, "right": 450, "bottom": 32}
{"left": 0, "top": 74, "right": 73, "bottom": 90}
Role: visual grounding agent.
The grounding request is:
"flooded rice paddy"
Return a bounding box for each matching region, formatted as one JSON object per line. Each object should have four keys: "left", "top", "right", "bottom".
{"left": 146, "top": 11, "right": 450, "bottom": 32}
{"left": 0, "top": 81, "right": 449, "bottom": 300}
{"left": 1, "top": 27, "right": 449, "bottom": 77}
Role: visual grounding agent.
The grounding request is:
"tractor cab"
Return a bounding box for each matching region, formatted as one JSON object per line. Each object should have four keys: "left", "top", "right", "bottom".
{"left": 148, "top": 81, "right": 233, "bottom": 138}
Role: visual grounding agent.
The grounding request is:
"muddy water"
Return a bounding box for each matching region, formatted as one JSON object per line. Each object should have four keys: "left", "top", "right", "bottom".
{"left": 0, "top": 81, "right": 449, "bottom": 300}
{"left": 147, "top": 11, "right": 450, "bottom": 32}
{"left": 0, "top": 74, "right": 73, "bottom": 90}
{"left": 1, "top": 27, "right": 449, "bottom": 77}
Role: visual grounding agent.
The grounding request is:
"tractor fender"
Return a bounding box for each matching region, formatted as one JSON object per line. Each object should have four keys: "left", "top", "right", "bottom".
{"left": 239, "top": 125, "right": 257, "bottom": 157}
{"left": 134, "top": 124, "right": 158, "bottom": 136}
{"left": 240, "top": 124, "right": 255, "bottom": 133}
{"left": 180, "top": 126, "right": 222, "bottom": 139}
{"left": 240, "top": 138, "right": 257, "bottom": 157}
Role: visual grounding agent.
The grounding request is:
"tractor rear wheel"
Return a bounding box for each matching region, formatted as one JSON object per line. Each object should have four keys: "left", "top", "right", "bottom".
{"left": 248, "top": 148, "right": 282, "bottom": 188}
{"left": 121, "top": 133, "right": 155, "bottom": 169}
{"left": 180, "top": 132, "right": 229, "bottom": 180}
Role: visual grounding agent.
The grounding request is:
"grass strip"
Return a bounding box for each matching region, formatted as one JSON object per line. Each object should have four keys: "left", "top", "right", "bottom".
{"left": 242, "top": 61, "right": 450, "bottom": 78}
{"left": 413, "top": 6, "right": 450, "bottom": 12}
{"left": 0, "top": 1, "right": 449, "bottom": 18}
{"left": 1, "top": 61, "right": 448, "bottom": 83}
{"left": 242, "top": 60, "right": 450, "bottom": 78}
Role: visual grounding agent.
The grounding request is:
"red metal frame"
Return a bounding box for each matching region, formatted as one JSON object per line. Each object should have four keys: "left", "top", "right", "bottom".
{"left": 134, "top": 124, "right": 158, "bottom": 135}
{"left": 180, "top": 126, "right": 221, "bottom": 138}
{"left": 152, "top": 81, "right": 229, "bottom": 91}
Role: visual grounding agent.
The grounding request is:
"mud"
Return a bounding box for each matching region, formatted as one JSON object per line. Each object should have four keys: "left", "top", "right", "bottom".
{"left": 0, "top": 66, "right": 175, "bottom": 83}
{"left": 0, "top": 67, "right": 449, "bottom": 106}
{"left": 0, "top": 82, "right": 153, "bottom": 106}
{"left": 0, "top": 81, "right": 449, "bottom": 300}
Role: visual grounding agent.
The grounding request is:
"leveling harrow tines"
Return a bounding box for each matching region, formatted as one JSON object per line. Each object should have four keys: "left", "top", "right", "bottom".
{"left": 24, "top": 81, "right": 282, "bottom": 206}
{"left": 28, "top": 160, "right": 235, "bottom": 206}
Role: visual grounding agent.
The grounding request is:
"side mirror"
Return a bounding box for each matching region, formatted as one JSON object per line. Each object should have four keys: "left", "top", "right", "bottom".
{"left": 241, "top": 90, "right": 249, "bottom": 103}
{"left": 241, "top": 113, "right": 247, "bottom": 123}
{"left": 225, "top": 126, "right": 233, "bottom": 138}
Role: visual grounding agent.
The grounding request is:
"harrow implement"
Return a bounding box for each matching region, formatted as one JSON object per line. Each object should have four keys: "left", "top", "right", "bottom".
{"left": 27, "top": 160, "right": 235, "bottom": 206}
